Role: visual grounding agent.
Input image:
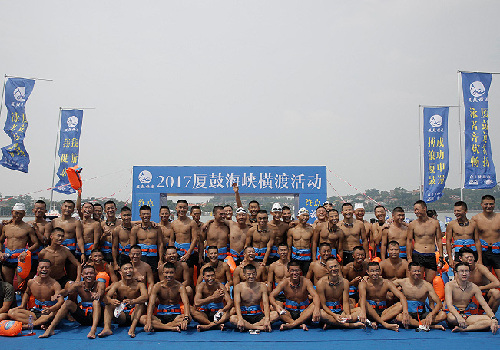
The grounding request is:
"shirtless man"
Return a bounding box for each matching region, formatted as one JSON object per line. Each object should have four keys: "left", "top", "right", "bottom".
{"left": 52, "top": 200, "right": 84, "bottom": 267}
{"left": 204, "top": 206, "right": 230, "bottom": 261}
{"left": 230, "top": 264, "right": 278, "bottom": 331}
{"left": 407, "top": 200, "right": 443, "bottom": 283}
{"left": 142, "top": 262, "right": 191, "bottom": 332}
{"left": 380, "top": 241, "right": 408, "bottom": 281}
{"left": 233, "top": 246, "right": 267, "bottom": 285}
{"left": 28, "top": 200, "right": 52, "bottom": 274}
{"left": 471, "top": 195, "right": 500, "bottom": 277}
{"left": 445, "top": 262, "right": 498, "bottom": 333}
{"left": 287, "top": 208, "right": 314, "bottom": 275}
{"left": 171, "top": 200, "right": 198, "bottom": 267}
{"left": 312, "top": 209, "right": 343, "bottom": 261}
{"left": 228, "top": 208, "right": 252, "bottom": 265}
{"left": 317, "top": 257, "right": 365, "bottom": 329}
{"left": 224, "top": 205, "right": 234, "bottom": 221}
{"left": 313, "top": 206, "right": 327, "bottom": 230}
{"left": 268, "top": 203, "right": 289, "bottom": 264}
{"left": 458, "top": 247, "right": 500, "bottom": 313}
{"left": 39, "top": 264, "right": 106, "bottom": 339}
{"left": 159, "top": 246, "right": 193, "bottom": 298}
{"left": 393, "top": 262, "right": 446, "bottom": 330}
{"left": 339, "top": 203, "right": 367, "bottom": 265}
{"left": 80, "top": 202, "right": 101, "bottom": 258}
{"left": 270, "top": 261, "right": 320, "bottom": 331}
{"left": 38, "top": 227, "right": 81, "bottom": 288}
{"left": 197, "top": 246, "right": 232, "bottom": 290}
{"left": 306, "top": 243, "right": 331, "bottom": 286}
{"left": 190, "top": 205, "right": 203, "bottom": 262}
{"left": 342, "top": 246, "right": 368, "bottom": 306}
{"left": 354, "top": 203, "right": 372, "bottom": 252}
{"left": 99, "top": 261, "right": 148, "bottom": 338}
{"left": 246, "top": 210, "right": 273, "bottom": 265}
{"left": 381, "top": 207, "right": 408, "bottom": 259}
{"left": 112, "top": 206, "right": 133, "bottom": 270}
{"left": 323, "top": 201, "right": 334, "bottom": 212}
{"left": 0, "top": 203, "right": 39, "bottom": 284}
{"left": 130, "top": 205, "right": 163, "bottom": 273}
{"left": 93, "top": 203, "right": 103, "bottom": 222}
{"left": 282, "top": 206, "right": 292, "bottom": 224}
{"left": 127, "top": 245, "right": 154, "bottom": 294}
{"left": 370, "top": 205, "right": 387, "bottom": 259}
{"left": 267, "top": 244, "right": 290, "bottom": 302}
{"left": 192, "top": 266, "right": 232, "bottom": 331}
{"left": 101, "top": 201, "right": 121, "bottom": 263}
{"left": 159, "top": 206, "right": 174, "bottom": 250}
{"left": 87, "top": 249, "right": 118, "bottom": 284}
{"left": 358, "top": 262, "right": 409, "bottom": 331}
{"left": 446, "top": 201, "right": 479, "bottom": 268}
{"left": 2, "top": 259, "right": 63, "bottom": 329}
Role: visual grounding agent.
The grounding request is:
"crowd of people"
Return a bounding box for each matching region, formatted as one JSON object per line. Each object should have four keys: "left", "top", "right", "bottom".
{"left": 0, "top": 185, "right": 499, "bottom": 339}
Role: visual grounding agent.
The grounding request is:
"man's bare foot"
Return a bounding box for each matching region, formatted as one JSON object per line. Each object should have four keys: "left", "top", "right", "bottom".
{"left": 323, "top": 323, "right": 329, "bottom": 330}
{"left": 220, "top": 324, "right": 225, "bottom": 331}
{"left": 452, "top": 326, "right": 465, "bottom": 332}
{"left": 197, "top": 324, "right": 212, "bottom": 332}
{"left": 370, "top": 322, "right": 378, "bottom": 330}
{"left": 384, "top": 323, "right": 399, "bottom": 332}
{"left": 38, "top": 330, "right": 54, "bottom": 338}
{"left": 301, "top": 324, "right": 309, "bottom": 331}
{"left": 351, "top": 322, "right": 366, "bottom": 329}
{"left": 128, "top": 329, "right": 136, "bottom": 338}
{"left": 431, "top": 325, "right": 446, "bottom": 331}
{"left": 87, "top": 331, "right": 96, "bottom": 339}
{"left": 98, "top": 329, "right": 113, "bottom": 338}
{"left": 280, "top": 323, "right": 293, "bottom": 331}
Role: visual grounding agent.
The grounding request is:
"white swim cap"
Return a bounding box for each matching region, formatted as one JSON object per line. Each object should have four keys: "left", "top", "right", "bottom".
{"left": 271, "top": 203, "right": 282, "bottom": 212}
{"left": 354, "top": 203, "right": 364, "bottom": 210}
{"left": 298, "top": 208, "right": 309, "bottom": 216}
{"left": 12, "top": 203, "right": 26, "bottom": 211}
{"left": 236, "top": 207, "right": 247, "bottom": 214}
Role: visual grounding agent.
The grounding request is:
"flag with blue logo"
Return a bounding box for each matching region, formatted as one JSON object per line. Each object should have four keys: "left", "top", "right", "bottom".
{"left": 0, "top": 78, "right": 35, "bottom": 172}
{"left": 423, "top": 107, "right": 449, "bottom": 202}
{"left": 53, "top": 109, "right": 83, "bottom": 194}
{"left": 462, "top": 72, "right": 496, "bottom": 188}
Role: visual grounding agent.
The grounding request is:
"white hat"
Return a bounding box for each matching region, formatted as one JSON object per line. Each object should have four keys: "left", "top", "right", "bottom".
{"left": 298, "top": 207, "right": 309, "bottom": 216}
{"left": 236, "top": 207, "right": 247, "bottom": 214}
{"left": 12, "top": 203, "right": 26, "bottom": 211}
{"left": 323, "top": 200, "right": 333, "bottom": 206}
{"left": 354, "top": 203, "right": 364, "bottom": 210}
{"left": 271, "top": 203, "right": 282, "bottom": 212}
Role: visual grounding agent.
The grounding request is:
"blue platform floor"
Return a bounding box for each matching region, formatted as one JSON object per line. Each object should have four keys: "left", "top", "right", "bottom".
{"left": 3, "top": 314, "right": 500, "bottom": 350}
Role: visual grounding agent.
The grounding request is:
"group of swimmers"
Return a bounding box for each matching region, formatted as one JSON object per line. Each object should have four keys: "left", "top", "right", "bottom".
{"left": 0, "top": 185, "right": 499, "bottom": 338}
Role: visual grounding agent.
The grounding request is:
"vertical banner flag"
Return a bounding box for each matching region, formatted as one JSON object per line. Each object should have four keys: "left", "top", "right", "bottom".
{"left": 0, "top": 78, "right": 36, "bottom": 172}
{"left": 423, "top": 107, "right": 449, "bottom": 202}
{"left": 462, "top": 72, "right": 496, "bottom": 188}
{"left": 54, "top": 109, "right": 83, "bottom": 194}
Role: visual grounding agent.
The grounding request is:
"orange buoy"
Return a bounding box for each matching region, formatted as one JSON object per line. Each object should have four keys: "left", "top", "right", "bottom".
{"left": 0, "top": 320, "right": 22, "bottom": 336}
{"left": 66, "top": 166, "right": 83, "bottom": 194}
{"left": 96, "top": 271, "right": 110, "bottom": 288}
{"left": 224, "top": 256, "right": 237, "bottom": 274}
{"left": 16, "top": 250, "right": 31, "bottom": 280}
{"left": 433, "top": 275, "right": 445, "bottom": 301}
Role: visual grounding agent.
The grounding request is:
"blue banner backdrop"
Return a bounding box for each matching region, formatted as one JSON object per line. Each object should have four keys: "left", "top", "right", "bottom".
{"left": 462, "top": 72, "right": 496, "bottom": 189}
{"left": 53, "top": 109, "right": 83, "bottom": 194}
{"left": 423, "top": 107, "right": 449, "bottom": 202}
{"left": 0, "top": 78, "right": 36, "bottom": 172}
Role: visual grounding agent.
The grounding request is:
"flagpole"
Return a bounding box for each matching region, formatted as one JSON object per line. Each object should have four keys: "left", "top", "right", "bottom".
{"left": 49, "top": 108, "right": 62, "bottom": 210}
{"left": 418, "top": 105, "right": 423, "bottom": 200}
{"left": 457, "top": 71, "right": 464, "bottom": 201}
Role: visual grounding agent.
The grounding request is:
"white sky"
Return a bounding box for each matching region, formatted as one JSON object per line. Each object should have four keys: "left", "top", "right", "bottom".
{"left": 0, "top": 1, "right": 499, "bottom": 202}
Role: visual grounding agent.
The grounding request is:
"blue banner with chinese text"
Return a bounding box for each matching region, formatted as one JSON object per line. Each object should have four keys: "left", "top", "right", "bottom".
{"left": 53, "top": 109, "right": 83, "bottom": 194}
{"left": 0, "top": 78, "right": 35, "bottom": 173}
{"left": 423, "top": 107, "right": 449, "bottom": 202}
{"left": 462, "top": 72, "right": 496, "bottom": 189}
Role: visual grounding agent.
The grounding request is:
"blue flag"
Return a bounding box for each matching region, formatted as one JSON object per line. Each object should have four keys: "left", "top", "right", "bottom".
{"left": 462, "top": 72, "right": 496, "bottom": 189}
{"left": 423, "top": 107, "right": 449, "bottom": 203}
{"left": 53, "top": 109, "right": 83, "bottom": 194}
{"left": 0, "top": 78, "right": 35, "bottom": 172}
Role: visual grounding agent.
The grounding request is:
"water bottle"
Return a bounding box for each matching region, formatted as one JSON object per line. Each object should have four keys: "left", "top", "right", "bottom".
{"left": 28, "top": 314, "right": 34, "bottom": 334}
